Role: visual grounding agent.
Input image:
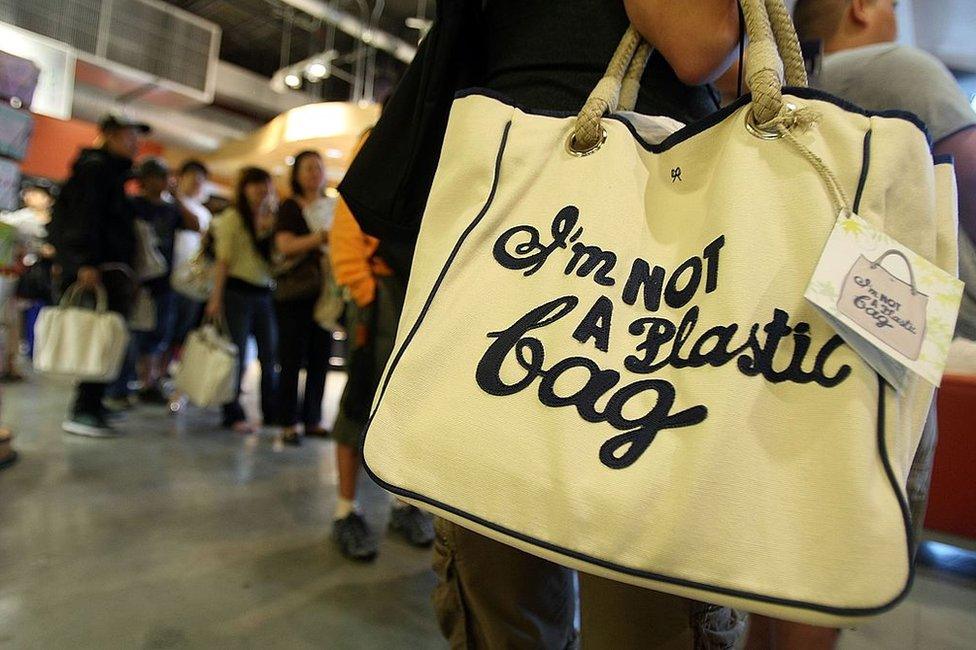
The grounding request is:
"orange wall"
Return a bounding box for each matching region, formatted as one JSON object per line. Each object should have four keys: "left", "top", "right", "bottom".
{"left": 20, "top": 113, "right": 165, "bottom": 183}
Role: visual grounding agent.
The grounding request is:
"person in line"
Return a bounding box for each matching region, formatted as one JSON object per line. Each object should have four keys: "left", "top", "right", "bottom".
{"left": 169, "top": 160, "right": 212, "bottom": 368}
{"left": 339, "top": 0, "right": 744, "bottom": 646}
{"left": 47, "top": 114, "right": 148, "bottom": 437}
{"left": 273, "top": 150, "right": 334, "bottom": 446}
{"left": 129, "top": 158, "right": 201, "bottom": 404}
{"left": 1, "top": 183, "right": 56, "bottom": 369}
{"left": 205, "top": 167, "right": 279, "bottom": 433}
{"left": 328, "top": 139, "right": 435, "bottom": 561}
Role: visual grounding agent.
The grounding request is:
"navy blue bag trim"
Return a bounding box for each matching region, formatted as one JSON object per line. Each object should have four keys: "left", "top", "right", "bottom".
{"left": 362, "top": 115, "right": 916, "bottom": 618}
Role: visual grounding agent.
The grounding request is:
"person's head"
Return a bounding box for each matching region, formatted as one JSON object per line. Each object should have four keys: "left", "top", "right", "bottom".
{"left": 290, "top": 150, "right": 326, "bottom": 199}
{"left": 21, "top": 184, "right": 53, "bottom": 211}
{"left": 177, "top": 159, "right": 209, "bottom": 200}
{"left": 236, "top": 166, "right": 275, "bottom": 217}
{"left": 794, "top": 0, "right": 898, "bottom": 52}
{"left": 98, "top": 114, "right": 150, "bottom": 160}
{"left": 136, "top": 158, "right": 170, "bottom": 198}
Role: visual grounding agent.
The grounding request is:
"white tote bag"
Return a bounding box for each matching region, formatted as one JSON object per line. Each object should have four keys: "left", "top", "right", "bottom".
{"left": 362, "top": 0, "right": 959, "bottom": 627}
{"left": 171, "top": 248, "right": 214, "bottom": 302}
{"left": 133, "top": 219, "right": 168, "bottom": 282}
{"left": 173, "top": 320, "right": 238, "bottom": 407}
{"left": 34, "top": 284, "right": 129, "bottom": 381}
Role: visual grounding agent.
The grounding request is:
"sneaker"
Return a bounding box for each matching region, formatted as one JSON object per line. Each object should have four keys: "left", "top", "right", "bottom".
{"left": 389, "top": 505, "right": 435, "bottom": 548}
{"left": 63, "top": 413, "right": 117, "bottom": 438}
{"left": 139, "top": 385, "right": 170, "bottom": 405}
{"left": 332, "top": 512, "right": 379, "bottom": 562}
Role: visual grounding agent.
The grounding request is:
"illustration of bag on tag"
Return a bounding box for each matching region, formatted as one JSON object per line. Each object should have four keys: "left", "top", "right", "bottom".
{"left": 838, "top": 250, "right": 928, "bottom": 360}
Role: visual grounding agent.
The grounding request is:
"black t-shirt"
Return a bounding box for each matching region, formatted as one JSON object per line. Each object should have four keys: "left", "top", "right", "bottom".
{"left": 132, "top": 196, "right": 182, "bottom": 268}
{"left": 275, "top": 198, "right": 320, "bottom": 262}
{"left": 339, "top": 0, "right": 722, "bottom": 244}
{"left": 477, "top": 0, "right": 720, "bottom": 122}
{"left": 275, "top": 198, "right": 310, "bottom": 236}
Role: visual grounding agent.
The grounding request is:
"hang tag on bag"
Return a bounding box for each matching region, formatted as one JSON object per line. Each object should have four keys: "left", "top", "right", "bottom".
{"left": 805, "top": 211, "right": 963, "bottom": 389}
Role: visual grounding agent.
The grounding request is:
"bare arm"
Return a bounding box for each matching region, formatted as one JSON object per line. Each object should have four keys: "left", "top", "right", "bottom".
{"left": 934, "top": 127, "right": 976, "bottom": 246}
{"left": 623, "top": 0, "right": 740, "bottom": 86}
{"left": 275, "top": 230, "right": 328, "bottom": 257}
{"left": 205, "top": 259, "right": 228, "bottom": 319}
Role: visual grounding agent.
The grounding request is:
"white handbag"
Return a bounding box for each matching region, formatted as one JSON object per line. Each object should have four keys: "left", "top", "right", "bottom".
{"left": 171, "top": 249, "right": 214, "bottom": 302}
{"left": 173, "top": 320, "right": 238, "bottom": 407}
{"left": 33, "top": 283, "right": 129, "bottom": 381}
{"left": 314, "top": 253, "right": 346, "bottom": 330}
{"left": 133, "top": 219, "right": 168, "bottom": 282}
{"left": 362, "top": 0, "right": 959, "bottom": 627}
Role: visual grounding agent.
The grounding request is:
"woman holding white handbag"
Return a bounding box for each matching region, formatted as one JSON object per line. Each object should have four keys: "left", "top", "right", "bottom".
{"left": 205, "top": 167, "right": 279, "bottom": 433}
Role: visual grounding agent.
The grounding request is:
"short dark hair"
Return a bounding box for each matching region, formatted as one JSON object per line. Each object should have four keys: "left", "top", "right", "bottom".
{"left": 793, "top": 0, "right": 851, "bottom": 44}
{"left": 289, "top": 150, "right": 324, "bottom": 198}
{"left": 179, "top": 159, "right": 209, "bottom": 178}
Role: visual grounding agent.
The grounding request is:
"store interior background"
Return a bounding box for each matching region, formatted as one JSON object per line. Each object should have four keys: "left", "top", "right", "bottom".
{"left": 1, "top": 0, "right": 975, "bottom": 648}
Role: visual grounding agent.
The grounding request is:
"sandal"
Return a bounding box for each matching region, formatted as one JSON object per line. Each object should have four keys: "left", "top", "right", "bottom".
{"left": 230, "top": 420, "right": 256, "bottom": 434}
{"left": 281, "top": 428, "right": 302, "bottom": 446}
{"left": 304, "top": 427, "right": 330, "bottom": 438}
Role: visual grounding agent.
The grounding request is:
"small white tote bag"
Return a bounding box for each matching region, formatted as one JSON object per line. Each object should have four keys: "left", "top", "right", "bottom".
{"left": 133, "top": 220, "right": 168, "bottom": 282}
{"left": 362, "top": 0, "right": 959, "bottom": 627}
{"left": 173, "top": 319, "right": 238, "bottom": 408}
{"left": 34, "top": 283, "right": 129, "bottom": 381}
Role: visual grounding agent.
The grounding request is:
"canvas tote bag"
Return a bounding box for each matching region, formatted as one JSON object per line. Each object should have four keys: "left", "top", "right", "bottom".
{"left": 173, "top": 318, "right": 239, "bottom": 408}
{"left": 171, "top": 247, "right": 214, "bottom": 302}
{"left": 34, "top": 283, "right": 129, "bottom": 381}
{"left": 363, "top": 0, "right": 959, "bottom": 627}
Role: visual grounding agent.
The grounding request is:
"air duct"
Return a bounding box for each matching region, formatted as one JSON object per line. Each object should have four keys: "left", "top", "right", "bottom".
{"left": 277, "top": 0, "right": 417, "bottom": 63}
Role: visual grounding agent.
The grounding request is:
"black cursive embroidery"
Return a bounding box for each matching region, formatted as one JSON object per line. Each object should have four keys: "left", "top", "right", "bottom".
{"left": 479, "top": 205, "right": 852, "bottom": 470}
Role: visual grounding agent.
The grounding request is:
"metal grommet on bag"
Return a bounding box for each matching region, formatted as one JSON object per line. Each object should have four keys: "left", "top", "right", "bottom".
{"left": 567, "top": 126, "right": 607, "bottom": 157}
{"left": 745, "top": 102, "right": 798, "bottom": 140}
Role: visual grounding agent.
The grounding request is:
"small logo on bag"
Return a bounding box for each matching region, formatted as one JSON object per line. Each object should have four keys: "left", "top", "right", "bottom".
{"left": 671, "top": 167, "right": 682, "bottom": 182}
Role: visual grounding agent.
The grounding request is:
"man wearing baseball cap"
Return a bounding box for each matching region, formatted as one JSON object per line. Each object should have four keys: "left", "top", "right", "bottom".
{"left": 47, "top": 113, "right": 150, "bottom": 437}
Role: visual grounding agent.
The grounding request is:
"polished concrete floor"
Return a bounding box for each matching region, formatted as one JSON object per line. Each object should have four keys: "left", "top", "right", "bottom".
{"left": 1, "top": 369, "right": 975, "bottom": 649}
{"left": 0, "top": 370, "right": 443, "bottom": 649}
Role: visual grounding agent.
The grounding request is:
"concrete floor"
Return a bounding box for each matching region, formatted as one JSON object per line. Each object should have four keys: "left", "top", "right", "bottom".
{"left": 1, "top": 369, "right": 975, "bottom": 649}
{"left": 0, "top": 371, "right": 443, "bottom": 649}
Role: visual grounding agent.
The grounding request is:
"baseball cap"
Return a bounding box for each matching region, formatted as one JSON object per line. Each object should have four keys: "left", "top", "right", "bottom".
{"left": 99, "top": 113, "right": 151, "bottom": 134}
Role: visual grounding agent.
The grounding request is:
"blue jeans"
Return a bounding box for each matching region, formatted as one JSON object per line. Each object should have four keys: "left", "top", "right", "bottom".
{"left": 222, "top": 281, "right": 278, "bottom": 426}
{"left": 136, "top": 287, "right": 176, "bottom": 356}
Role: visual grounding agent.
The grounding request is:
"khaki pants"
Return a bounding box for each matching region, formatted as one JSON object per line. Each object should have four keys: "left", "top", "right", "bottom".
{"left": 432, "top": 518, "right": 743, "bottom": 649}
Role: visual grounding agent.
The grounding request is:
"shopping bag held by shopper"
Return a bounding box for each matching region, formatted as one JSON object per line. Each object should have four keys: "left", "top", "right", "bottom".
{"left": 173, "top": 315, "right": 238, "bottom": 408}
{"left": 33, "top": 282, "right": 129, "bottom": 381}
{"left": 362, "top": 0, "right": 960, "bottom": 627}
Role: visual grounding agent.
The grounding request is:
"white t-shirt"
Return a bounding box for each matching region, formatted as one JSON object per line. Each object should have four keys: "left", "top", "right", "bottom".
{"left": 173, "top": 195, "right": 212, "bottom": 269}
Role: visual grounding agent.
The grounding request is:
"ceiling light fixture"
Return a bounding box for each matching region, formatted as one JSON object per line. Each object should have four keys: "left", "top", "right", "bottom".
{"left": 284, "top": 72, "right": 302, "bottom": 89}
{"left": 306, "top": 60, "right": 329, "bottom": 81}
